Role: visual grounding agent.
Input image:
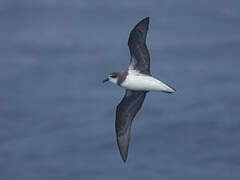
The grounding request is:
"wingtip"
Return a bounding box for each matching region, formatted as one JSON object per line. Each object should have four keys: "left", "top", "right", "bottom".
{"left": 121, "top": 152, "right": 128, "bottom": 163}
{"left": 140, "top": 17, "right": 150, "bottom": 24}
{"left": 134, "top": 17, "right": 150, "bottom": 27}
{"left": 145, "top": 16, "right": 150, "bottom": 21}
{"left": 117, "top": 136, "right": 129, "bottom": 163}
{"left": 116, "top": 128, "right": 131, "bottom": 163}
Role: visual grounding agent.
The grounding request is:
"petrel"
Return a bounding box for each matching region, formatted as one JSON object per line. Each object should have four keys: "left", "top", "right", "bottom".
{"left": 103, "top": 17, "right": 176, "bottom": 162}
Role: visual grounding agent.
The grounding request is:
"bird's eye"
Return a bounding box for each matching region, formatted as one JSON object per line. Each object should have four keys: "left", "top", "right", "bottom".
{"left": 110, "top": 75, "right": 117, "bottom": 78}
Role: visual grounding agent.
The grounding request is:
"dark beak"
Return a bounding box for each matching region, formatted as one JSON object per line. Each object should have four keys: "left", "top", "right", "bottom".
{"left": 102, "top": 78, "right": 109, "bottom": 83}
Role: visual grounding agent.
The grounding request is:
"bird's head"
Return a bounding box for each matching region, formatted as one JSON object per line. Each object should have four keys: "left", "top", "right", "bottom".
{"left": 103, "top": 72, "right": 119, "bottom": 84}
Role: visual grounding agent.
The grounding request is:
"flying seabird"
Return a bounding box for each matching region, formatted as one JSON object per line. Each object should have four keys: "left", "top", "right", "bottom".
{"left": 103, "top": 17, "right": 176, "bottom": 162}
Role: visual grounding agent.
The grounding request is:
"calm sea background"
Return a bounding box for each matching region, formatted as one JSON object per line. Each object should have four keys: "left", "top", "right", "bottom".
{"left": 0, "top": 0, "right": 240, "bottom": 179}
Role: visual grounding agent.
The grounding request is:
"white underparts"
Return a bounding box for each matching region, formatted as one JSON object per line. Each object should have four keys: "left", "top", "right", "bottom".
{"left": 120, "top": 70, "right": 175, "bottom": 92}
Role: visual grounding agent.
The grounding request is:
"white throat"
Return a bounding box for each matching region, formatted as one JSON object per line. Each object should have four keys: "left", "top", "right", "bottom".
{"left": 109, "top": 77, "right": 118, "bottom": 84}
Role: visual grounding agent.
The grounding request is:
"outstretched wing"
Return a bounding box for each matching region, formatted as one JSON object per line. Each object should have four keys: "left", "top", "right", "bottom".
{"left": 128, "top": 17, "right": 151, "bottom": 75}
{"left": 116, "top": 90, "right": 147, "bottom": 162}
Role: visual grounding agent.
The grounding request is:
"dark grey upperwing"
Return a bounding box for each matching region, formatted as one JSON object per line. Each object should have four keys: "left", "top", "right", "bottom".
{"left": 116, "top": 90, "right": 147, "bottom": 162}
{"left": 128, "top": 17, "right": 151, "bottom": 75}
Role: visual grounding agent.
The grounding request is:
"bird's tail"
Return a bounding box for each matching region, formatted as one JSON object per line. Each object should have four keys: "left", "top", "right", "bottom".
{"left": 158, "top": 80, "right": 176, "bottom": 93}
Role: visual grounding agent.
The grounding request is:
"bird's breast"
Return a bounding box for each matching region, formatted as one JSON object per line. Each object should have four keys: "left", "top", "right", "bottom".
{"left": 120, "top": 73, "right": 170, "bottom": 92}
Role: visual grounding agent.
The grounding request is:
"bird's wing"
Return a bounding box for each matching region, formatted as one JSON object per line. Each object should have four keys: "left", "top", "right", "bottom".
{"left": 116, "top": 90, "right": 147, "bottom": 162}
{"left": 128, "top": 17, "right": 151, "bottom": 75}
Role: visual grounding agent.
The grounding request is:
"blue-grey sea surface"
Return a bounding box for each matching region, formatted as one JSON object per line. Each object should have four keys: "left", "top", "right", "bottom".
{"left": 0, "top": 0, "right": 240, "bottom": 179}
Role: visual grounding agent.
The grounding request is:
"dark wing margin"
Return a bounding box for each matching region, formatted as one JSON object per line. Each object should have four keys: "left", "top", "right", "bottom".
{"left": 128, "top": 17, "right": 151, "bottom": 75}
{"left": 116, "top": 90, "right": 147, "bottom": 162}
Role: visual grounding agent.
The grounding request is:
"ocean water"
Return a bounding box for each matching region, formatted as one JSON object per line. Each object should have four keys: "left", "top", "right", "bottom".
{"left": 0, "top": 0, "right": 240, "bottom": 179}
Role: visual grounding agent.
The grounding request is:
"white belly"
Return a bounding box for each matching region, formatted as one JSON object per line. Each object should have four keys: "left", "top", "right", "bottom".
{"left": 121, "top": 71, "right": 175, "bottom": 92}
